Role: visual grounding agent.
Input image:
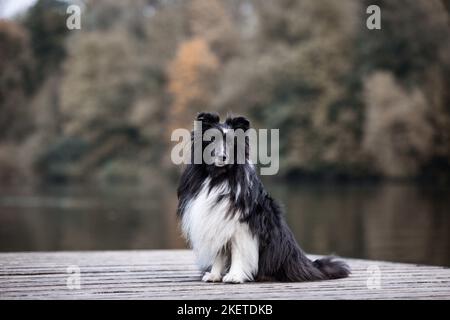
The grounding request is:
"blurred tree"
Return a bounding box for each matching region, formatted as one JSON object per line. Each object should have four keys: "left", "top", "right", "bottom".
{"left": 188, "top": 0, "right": 238, "bottom": 60}
{"left": 13, "top": 0, "right": 73, "bottom": 166}
{"left": 165, "top": 0, "right": 240, "bottom": 135}
{"left": 50, "top": 0, "right": 186, "bottom": 181}
{"left": 60, "top": 31, "right": 143, "bottom": 136}
{"left": 357, "top": 0, "right": 450, "bottom": 179}
{"left": 22, "top": 0, "right": 69, "bottom": 86}
{"left": 1, "top": 0, "right": 449, "bottom": 183}
{"left": 363, "top": 72, "right": 434, "bottom": 178}
{"left": 167, "top": 37, "right": 219, "bottom": 132}
{"left": 358, "top": 0, "right": 449, "bottom": 84}
{"left": 0, "top": 20, "right": 33, "bottom": 141}
{"left": 215, "top": 0, "right": 364, "bottom": 176}
{"left": 0, "top": 20, "right": 35, "bottom": 184}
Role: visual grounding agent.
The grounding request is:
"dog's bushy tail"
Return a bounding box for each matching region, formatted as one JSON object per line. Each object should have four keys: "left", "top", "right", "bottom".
{"left": 283, "top": 227, "right": 350, "bottom": 281}
{"left": 259, "top": 238, "right": 351, "bottom": 282}
{"left": 261, "top": 226, "right": 351, "bottom": 281}
{"left": 255, "top": 199, "right": 351, "bottom": 282}
{"left": 312, "top": 256, "right": 351, "bottom": 280}
{"left": 279, "top": 254, "right": 351, "bottom": 282}
{"left": 281, "top": 252, "right": 351, "bottom": 282}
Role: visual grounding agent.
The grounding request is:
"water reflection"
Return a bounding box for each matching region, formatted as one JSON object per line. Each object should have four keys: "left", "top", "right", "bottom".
{"left": 0, "top": 180, "right": 448, "bottom": 266}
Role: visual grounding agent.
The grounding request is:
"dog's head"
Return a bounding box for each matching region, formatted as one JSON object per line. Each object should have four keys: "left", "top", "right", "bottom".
{"left": 192, "top": 112, "right": 250, "bottom": 170}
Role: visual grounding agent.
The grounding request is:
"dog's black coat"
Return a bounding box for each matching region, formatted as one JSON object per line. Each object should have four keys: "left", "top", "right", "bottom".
{"left": 177, "top": 112, "right": 350, "bottom": 282}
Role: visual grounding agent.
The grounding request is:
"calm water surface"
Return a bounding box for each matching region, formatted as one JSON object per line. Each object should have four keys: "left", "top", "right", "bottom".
{"left": 0, "top": 181, "right": 449, "bottom": 266}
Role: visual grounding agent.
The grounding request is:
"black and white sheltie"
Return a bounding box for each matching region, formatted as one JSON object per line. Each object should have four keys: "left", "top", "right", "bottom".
{"left": 177, "top": 112, "right": 350, "bottom": 283}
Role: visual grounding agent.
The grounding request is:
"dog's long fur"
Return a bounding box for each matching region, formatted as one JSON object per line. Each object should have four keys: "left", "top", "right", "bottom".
{"left": 177, "top": 112, "right": 350, "bottom": 283}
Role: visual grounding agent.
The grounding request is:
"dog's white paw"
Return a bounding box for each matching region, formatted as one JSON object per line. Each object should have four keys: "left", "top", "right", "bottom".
{"left": 222, "top": 272, "right": 246, "bottom": 284}
{"left": 202, "top": 272, "right": 222, "bottom": 282}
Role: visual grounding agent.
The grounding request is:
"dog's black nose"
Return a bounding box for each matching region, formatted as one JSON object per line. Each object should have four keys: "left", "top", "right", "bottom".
{"left": 219, "top": 155, "right": 227, "bottom": 162}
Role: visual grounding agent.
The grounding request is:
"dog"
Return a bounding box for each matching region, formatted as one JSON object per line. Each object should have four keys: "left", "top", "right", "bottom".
{"left": 177, "top": 112, "right": 350, "bottom": 283}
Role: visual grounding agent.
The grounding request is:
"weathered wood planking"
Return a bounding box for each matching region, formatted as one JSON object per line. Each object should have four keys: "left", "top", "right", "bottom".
{"left": 0, "top": 250, "right": 449, "bottom": 299}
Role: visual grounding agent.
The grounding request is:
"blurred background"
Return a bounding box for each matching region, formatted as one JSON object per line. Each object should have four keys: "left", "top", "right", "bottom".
{"left": 0, "top": 0, "right": 449, "bottom": 266}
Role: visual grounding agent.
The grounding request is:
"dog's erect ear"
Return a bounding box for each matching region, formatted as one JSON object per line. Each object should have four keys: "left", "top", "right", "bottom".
{"left": 226, "top": 116, "right": 250, "bottom": 131}
{"left": 196, "top": 112, "right": 220, "bottom": 125}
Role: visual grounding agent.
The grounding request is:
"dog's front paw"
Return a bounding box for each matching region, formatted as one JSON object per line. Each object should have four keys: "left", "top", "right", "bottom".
{"left": 222, "top": 272, "right": 246, "bottom": 284}
{"left": 202, "top": 272, "right": 222, "bottom": 282}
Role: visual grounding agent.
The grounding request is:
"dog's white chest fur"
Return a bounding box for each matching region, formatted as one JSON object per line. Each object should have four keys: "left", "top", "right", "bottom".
{"left": 181, "top": 178, "right": 258, "bottom": 279}
{"left": 181, "top": 179, "right": 237, "bottom": 268}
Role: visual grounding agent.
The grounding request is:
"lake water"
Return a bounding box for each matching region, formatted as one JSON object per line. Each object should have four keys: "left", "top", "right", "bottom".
{"left": 0, "top": 180, "right": 449, "bottom": 266}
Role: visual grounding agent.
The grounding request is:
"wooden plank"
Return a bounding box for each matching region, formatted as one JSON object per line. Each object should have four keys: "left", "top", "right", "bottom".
{"left": 0, "top": 250, "right": 449, "bottom": 299}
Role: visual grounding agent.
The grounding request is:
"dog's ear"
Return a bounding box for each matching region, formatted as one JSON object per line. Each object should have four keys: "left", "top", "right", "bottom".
{"left": 227, "top": 116, "right": 250, "bottom": 131}
{"left": 196, "top": 112, "right": 220, "bottom": 126}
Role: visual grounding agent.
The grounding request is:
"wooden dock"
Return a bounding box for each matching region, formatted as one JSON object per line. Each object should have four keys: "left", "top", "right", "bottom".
{"left": 1, "top": 250, "right": 449, "bottom": 299}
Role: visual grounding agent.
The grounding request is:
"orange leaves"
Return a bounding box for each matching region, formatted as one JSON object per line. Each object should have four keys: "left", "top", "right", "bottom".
{"left": 167, "top": 37, "right": 219, "bottom": 131}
